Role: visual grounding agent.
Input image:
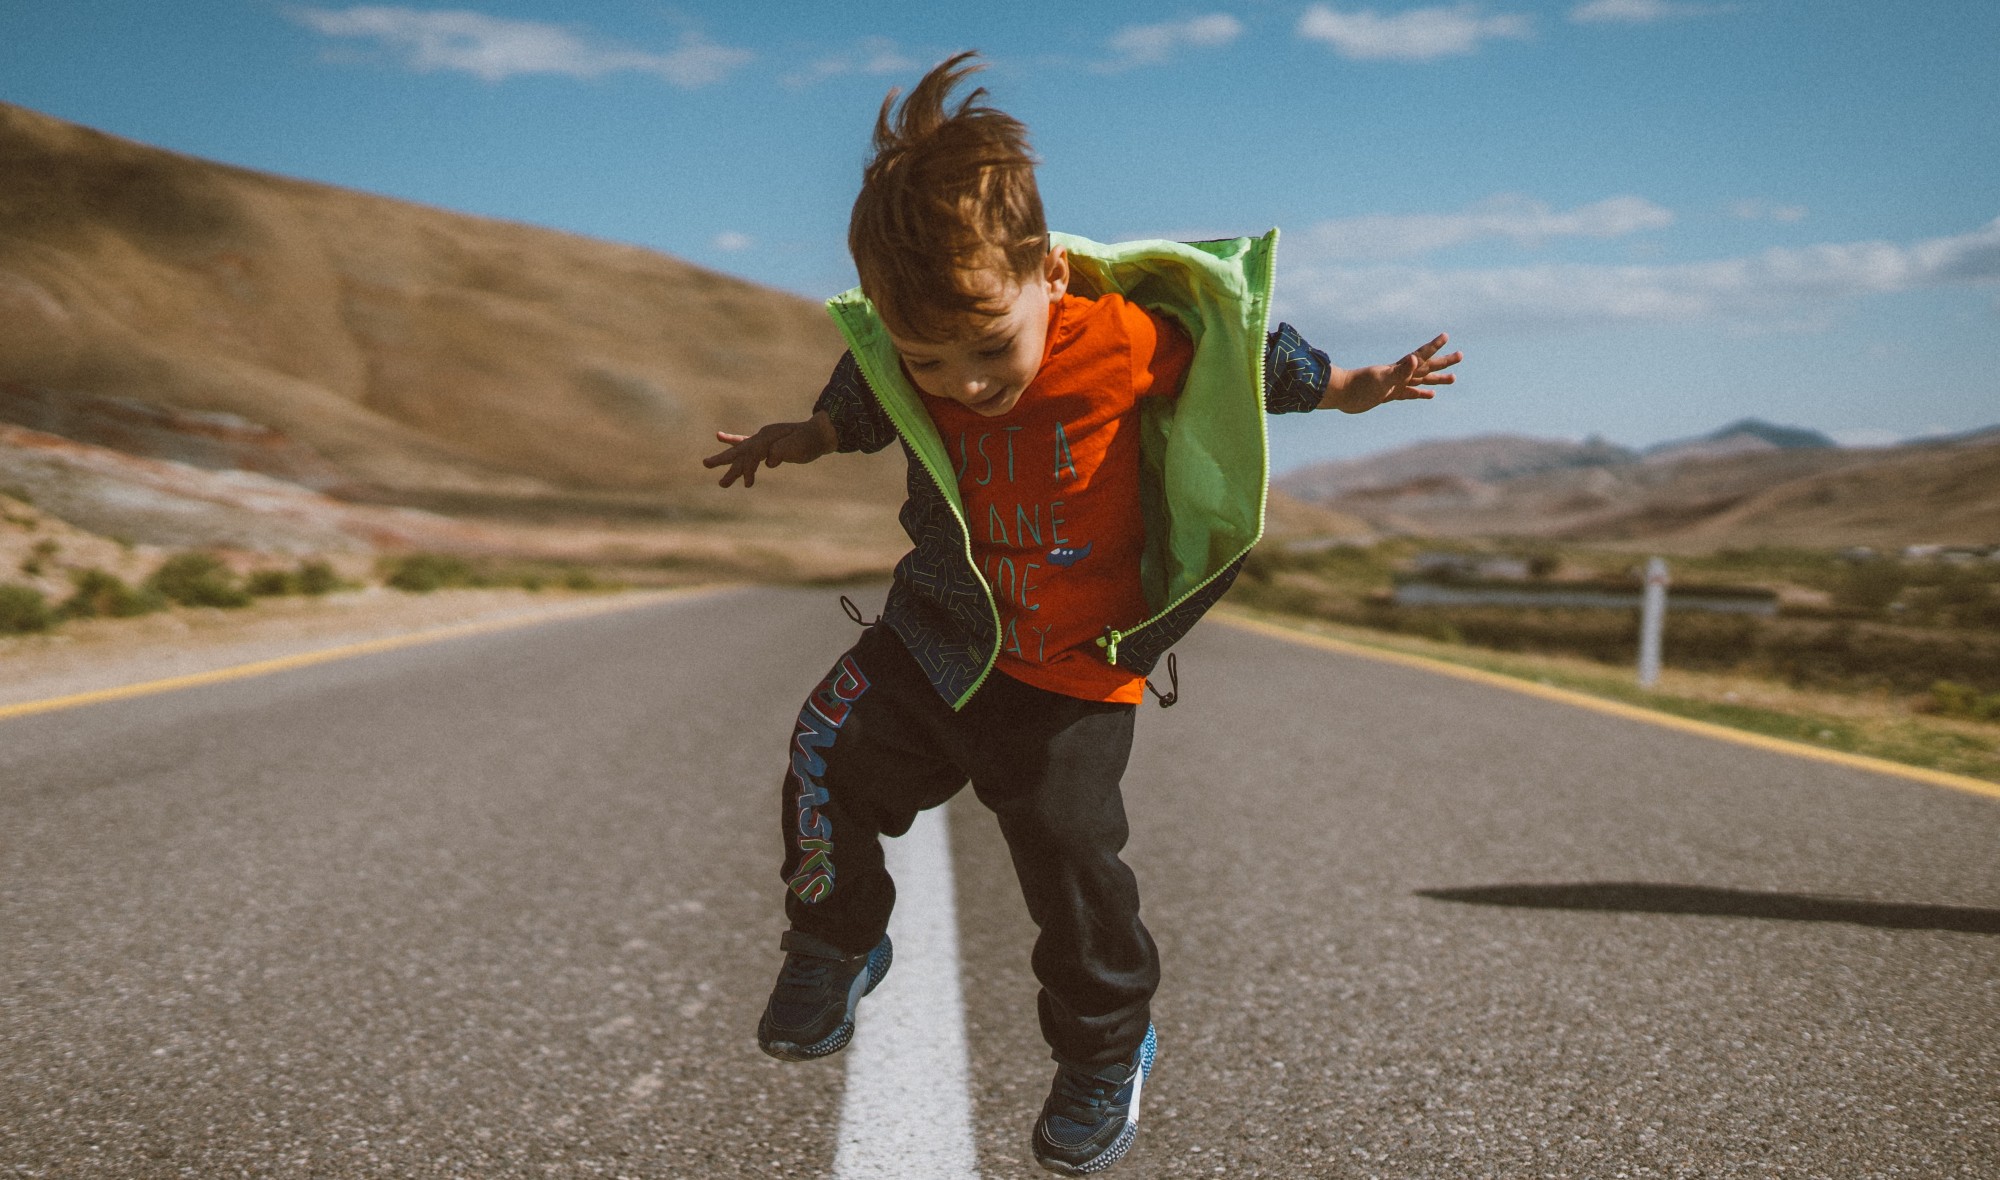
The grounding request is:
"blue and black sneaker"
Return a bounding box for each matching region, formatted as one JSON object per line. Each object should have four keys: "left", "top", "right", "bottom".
{"left": 756, "top": 930, "right": 893, "bottom": 1062}
{"left": 1031, "top": 1024, "right": 1157, "bottom": 1175}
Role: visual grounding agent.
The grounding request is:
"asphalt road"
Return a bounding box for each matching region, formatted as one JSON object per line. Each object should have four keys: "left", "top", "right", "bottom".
{"left": 3, "top": 586, "right": 1996, "bottom": 1178}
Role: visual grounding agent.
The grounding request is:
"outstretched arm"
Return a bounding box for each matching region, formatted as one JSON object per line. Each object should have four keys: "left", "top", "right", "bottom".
{"left": 1318, "top": 333, "right": 1461, "bottom": 414}
{"left": 702, "top": 411, "right": 838, "bottom": 488}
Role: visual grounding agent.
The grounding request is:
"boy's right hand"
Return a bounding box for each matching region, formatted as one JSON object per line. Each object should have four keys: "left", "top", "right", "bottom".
{"left": 702, "top": 412, "right": 838, "bottom": 488}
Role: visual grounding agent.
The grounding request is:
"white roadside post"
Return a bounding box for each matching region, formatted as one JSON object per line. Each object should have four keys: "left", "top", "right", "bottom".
{"left": 1638, "top": 556, "right": 1669, "bottom": 688}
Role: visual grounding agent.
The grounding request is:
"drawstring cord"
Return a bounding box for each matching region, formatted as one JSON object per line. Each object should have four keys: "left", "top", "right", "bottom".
{"left": 1145, "top": 653, "right": 1179, "bottom": 709}
{"left": 838, "top": 595, "right": 878, "bottom": 627}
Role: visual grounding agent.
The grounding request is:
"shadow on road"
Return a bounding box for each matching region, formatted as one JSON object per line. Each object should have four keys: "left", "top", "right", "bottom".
{"left": 1416, "top": 883, "right": 2000, "bottom": 934}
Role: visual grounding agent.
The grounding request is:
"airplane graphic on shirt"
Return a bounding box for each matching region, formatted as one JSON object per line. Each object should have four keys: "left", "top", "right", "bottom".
{"left": 1046, "top": 542, "right": 1092, "bottom": 568}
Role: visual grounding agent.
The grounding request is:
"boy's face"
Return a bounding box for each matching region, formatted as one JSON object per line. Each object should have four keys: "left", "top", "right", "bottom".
{"left": 887, "top": 248, "right": 1069, "bottom": 418}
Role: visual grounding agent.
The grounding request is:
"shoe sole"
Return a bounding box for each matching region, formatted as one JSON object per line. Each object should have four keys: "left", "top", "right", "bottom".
{"left": 758, "top": 936, "right": 893, "bottom": 1062}
{"left": 1033, "top": 1025, "right": 1157, "bottom": 1175}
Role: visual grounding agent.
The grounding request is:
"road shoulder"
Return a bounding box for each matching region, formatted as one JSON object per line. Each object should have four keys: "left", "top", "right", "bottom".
{"left": 0, "top": 586, "right": 718, "bottom": 712}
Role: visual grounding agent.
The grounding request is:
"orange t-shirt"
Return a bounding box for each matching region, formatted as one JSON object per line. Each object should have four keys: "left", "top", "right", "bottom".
{"left": 924, "top": 292, "right": 1193, "bottom": 703}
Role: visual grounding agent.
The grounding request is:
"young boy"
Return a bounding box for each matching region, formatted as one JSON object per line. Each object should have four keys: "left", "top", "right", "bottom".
{"left": 704, "top": 52, "right": 1458, "bottom": 1175}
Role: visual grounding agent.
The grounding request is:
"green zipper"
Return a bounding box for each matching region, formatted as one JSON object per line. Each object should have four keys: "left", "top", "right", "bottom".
{"left": 825, "top": 302, "right": 1002, "bottom": 710}
{"left": 1091, "top": 233, "right": 1278, "bottom": 666}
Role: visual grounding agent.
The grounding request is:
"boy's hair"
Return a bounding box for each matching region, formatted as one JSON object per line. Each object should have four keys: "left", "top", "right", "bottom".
{"left": 848, "top": 52, "right": 1047, "bottom": 342}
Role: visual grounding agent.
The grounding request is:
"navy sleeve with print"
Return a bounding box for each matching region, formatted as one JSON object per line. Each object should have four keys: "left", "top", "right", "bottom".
{"left": 813, "top": 351, "right": 898, "bottom": 455}
{"left": 1263, "top": 322, "right": 1329, "bottom": 415}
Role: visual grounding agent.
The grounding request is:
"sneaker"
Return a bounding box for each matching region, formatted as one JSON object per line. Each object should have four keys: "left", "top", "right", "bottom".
{"left": 1031, "top": 1024, "right": 1157, "bottom": 1175}
{"left": 756, "top": 930, "right": 892, "bottom": 1062}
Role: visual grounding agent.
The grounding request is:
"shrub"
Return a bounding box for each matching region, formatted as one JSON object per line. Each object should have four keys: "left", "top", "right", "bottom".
{"left": 1928, "top": 681, "right": 2000, "bottom": 723}
{"left": 1832, "top": 559, "right": 1907, "bottom": 615}
{"left": 1904, "top": 568, "right": 1998, "bottom": 628}
{"left": 147, "top": 552, "right": 252, "bottom": 608}
{"left": 0, "top": 583, "right": 53, "bottom": 634}
{"left": 297, "top": 560, "right": 342, "bottom": 596}
{"left": 61, "top": 568, "right": 164, "bottom": 619}
{"left": 18, "top": 538, "right": 59, "bottom": 576}
{"left": 247, "top": 568, "right": 298, "bottom": 597}
{"left": 0, "top": 485, "right": 32, "bottom": 505}
{"left": 384, "top": 553, "right": 475, "bottom": 593}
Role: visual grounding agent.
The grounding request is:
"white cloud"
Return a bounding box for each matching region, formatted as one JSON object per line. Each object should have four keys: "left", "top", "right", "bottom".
{"left": 1570, "top": 0, "right": 1716, "bottom": 23}
{"left": 1297, "top": 195, "right": 1674, "bottom": 261}
{"left": 1281, "top": 216, "right": 2000, "bottom": 331}
{"left": 784, "top": 37, "right": 918, "bottom": 87}
{"left": 1296, "top": 4, "right": 1530, "bottom": 61}
{"left": 711, "top": 231, "right": 753, "bottom": 252}
{"left": 295, "top": 7, "right": 752, "bottom": 86}
{"left": 1102, "top": 13, "right": 1245, "bottom": 69}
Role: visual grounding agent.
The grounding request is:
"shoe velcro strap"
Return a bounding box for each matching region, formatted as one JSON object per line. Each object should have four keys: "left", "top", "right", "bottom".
{"left": 780, "top": 930, "right": 862, "bottom": 963}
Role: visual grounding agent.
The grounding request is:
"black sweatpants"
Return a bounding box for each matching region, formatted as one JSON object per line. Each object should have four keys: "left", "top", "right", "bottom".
{"left": 779, "top": 623, "right": 1158, "bottom": 1070}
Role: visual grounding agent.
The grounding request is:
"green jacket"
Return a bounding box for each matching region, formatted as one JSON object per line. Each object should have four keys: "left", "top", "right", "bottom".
{"left": 820, "top": 230, "right": 1291, "bottom": 709}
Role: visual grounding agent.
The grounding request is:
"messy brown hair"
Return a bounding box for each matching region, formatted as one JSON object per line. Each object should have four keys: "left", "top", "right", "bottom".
{"left": 848, "top": 51, "right": 1048, "bottom": 342}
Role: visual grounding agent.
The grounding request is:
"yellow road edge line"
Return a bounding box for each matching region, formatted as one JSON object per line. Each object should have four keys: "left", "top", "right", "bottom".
{"left": 1215, "top": 609, "right": 2000, "bottom": 803}
{"left": 0, "top": 586, "right": 730, "bottom": 723}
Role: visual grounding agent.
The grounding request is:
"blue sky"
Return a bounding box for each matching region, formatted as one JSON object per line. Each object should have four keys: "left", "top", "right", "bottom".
{"left": 5, "top": 1, "right": 1997, "bottom": 471}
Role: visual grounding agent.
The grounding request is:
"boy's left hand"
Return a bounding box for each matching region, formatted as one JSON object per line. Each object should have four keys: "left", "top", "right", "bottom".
{"left": 1319, "top": 333, "right": 1461, "bottom": 414}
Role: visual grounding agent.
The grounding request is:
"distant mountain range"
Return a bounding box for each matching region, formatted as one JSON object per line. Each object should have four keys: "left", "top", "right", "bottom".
{"left": 1275, "top": 419, "right": 2000, "bottom": 548}
{"left": 1647, "top": 418, "right": 1838, "bottom": 456}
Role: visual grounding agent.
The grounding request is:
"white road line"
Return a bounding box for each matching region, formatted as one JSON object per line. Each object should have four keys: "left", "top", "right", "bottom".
{"left": 833, "top": 802, "right": 980, "bottom": 1179}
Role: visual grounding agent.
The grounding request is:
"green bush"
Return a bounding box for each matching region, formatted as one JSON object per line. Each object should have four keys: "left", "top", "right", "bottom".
{"left": 246, "top": 568, "right": 298, "bottom": 597}
{"left": 0, "top": 583, "right": 54, "bottom": 634}
{"left": 147, "top": 552, "right": 252, "bottom": 608}
{"left": 384, "top": 553, "right": 476, "bottom": 593}
{"left": 1929, "top": 681, "right": 2000, "bottom": 722}
{"left": 18, "top": 538, "right": 59, "bottom": 577}
{"left": 297, "top": 560, "right": 342, "bottom": 596}
{"left": 61, "top": 568, "right": 164, "bottom": 619}
{"left": 1832, "top": 560, "right": 1908, "bottom": 615}
{"left": 1902, "top": 568, "right": 1998, "bottom": 628}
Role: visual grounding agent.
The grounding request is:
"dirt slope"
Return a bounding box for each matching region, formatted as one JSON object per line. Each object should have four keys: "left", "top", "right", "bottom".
{"left": 0, "top": 101, "right": 901, "bottom": 517}
{"left": 1674, "top": 437, "right": 2000, "bottom": 548}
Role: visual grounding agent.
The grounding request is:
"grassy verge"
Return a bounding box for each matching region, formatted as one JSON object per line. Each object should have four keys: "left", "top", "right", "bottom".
{"left": 1222, "top": 604, "right": 2000, "bottom": 786}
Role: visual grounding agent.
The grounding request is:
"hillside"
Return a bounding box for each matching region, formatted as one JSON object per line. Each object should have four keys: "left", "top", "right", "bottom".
{"left": 0, "top": 102, "right": 1366, "bottom": 568}
{"left": 1276, "top": 423, "right": 2000, "bottom": 548}
{"left": 12, "top": 100, "right": 1980, "bottom": 566}
{"left": 0, "top": 100, "right": 909, "bottom": 561}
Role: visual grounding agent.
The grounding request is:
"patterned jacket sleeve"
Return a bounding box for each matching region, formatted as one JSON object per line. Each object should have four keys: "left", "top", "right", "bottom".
{"left": 811, "top": 350, "right": 899, "bottom": 454}
{"left": 1263, "top": 322, "right": 1329, "bottom": 415}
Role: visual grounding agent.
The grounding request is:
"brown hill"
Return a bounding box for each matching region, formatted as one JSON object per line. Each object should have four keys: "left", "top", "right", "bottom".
{"left": 1277, "top": 432, "right": 2000, "bottom": 549}
{"left": 1673, "top": 436, "right": 2000, "bottom": 548}
{"left": 0, "top": 101, "right": 905, "bottom": 542}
